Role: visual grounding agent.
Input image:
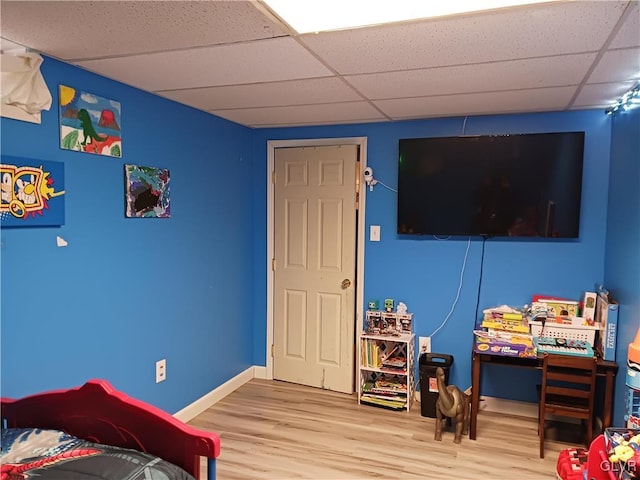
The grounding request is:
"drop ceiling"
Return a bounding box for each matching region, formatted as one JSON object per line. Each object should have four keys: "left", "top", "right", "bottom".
{"left": 1, "top": 0, "right": 639, "bottom": 128}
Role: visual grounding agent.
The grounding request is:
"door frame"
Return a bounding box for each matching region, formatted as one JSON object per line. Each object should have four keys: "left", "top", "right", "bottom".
{"left": 265, "top": 137, "right": 368, "bottom": 388}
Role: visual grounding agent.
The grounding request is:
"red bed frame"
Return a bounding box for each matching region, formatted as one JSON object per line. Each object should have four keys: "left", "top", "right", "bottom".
{"left": 0, "top": 379, "right": 220, "bottom": 480}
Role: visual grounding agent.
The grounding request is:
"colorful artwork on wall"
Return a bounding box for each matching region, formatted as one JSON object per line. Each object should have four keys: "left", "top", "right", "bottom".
{"left": 125, "top": 165, "right": 170, "bottom": 218}
{"left": 1, "top": 156, "right": 65, "bottom": 227}
{"left": 59, "top": 85, "right": 122, "bottom": 157}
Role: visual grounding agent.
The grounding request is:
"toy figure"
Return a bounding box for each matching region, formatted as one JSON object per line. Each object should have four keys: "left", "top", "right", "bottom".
{"left": 434, "top": 367, "right": 471, "bottom": 444}
{"left": 384, "top": 299, "right": 394, "bottom": 312}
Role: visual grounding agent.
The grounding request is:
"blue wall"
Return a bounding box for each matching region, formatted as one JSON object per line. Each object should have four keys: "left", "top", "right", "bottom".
{"left": 252, "top": 110, "right": 613, "bottom": 405}
{"left": 0, "top": 57, "right": 256, "bottom": 413}
{"left": 3, "top": 56, "right": 635, "bottom": 425}
{"left": 604, "top": 107, "right": 640, "bottom": 424}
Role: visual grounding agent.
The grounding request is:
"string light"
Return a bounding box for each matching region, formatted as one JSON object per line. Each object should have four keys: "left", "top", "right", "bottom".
{"left": 605, "top": 83, "right": 640, "bottom": 115}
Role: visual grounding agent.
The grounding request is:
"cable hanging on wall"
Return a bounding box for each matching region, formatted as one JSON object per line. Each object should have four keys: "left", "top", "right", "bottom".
{"left": 427, "top": 236, "right": 472, "bottom": 338}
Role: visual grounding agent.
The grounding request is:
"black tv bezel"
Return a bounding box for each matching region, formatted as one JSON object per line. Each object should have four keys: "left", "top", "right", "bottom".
{"left": 396, "top": 131, "right": 586, "bottom": 239}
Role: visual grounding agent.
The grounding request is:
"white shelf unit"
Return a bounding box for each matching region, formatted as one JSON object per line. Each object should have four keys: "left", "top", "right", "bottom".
{"left": 358, "top": 332, "right": 415, "bottom": 412}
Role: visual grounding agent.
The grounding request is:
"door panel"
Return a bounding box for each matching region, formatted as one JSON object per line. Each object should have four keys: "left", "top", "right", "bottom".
{"left": 273, "top": 144, "right": 357, "bottom": 393}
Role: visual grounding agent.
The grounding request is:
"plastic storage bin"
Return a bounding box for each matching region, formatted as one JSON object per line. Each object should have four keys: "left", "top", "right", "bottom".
{"left": 529, "top": 320, "right": 598, "bottom": 346}
{"left": 419, "top": 353, "right": 454, "bottom": 418}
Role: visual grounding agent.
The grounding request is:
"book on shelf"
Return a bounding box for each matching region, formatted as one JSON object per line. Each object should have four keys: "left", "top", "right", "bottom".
{"left": 361, "top": 338, "right": 383, "bottom": 368}
{"left": 360, "top": 396, "right": 406, "bottom": 411}
{"left": 379, "top": 366, "right": 406, "bottom": 374}
{"left": 362, "top": 380, "right": 407, "bottom": 395}
{"left": 381, "top": 356, "right": 407, "bottom": 368}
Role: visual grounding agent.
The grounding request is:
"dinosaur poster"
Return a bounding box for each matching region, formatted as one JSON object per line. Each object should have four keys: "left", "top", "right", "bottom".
{"left": 124, "top": 165, "right": 170, "bottom": 218}
{"left": 59, "top": 85, "right": 122, "bottom": 157}
{"left": 1, "top": 156, "right": 65, "bottom": 227}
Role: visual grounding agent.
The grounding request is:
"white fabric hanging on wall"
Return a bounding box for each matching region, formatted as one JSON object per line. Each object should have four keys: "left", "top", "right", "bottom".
{"left": 1, "top": 52, "right": 52, "bottom": 124}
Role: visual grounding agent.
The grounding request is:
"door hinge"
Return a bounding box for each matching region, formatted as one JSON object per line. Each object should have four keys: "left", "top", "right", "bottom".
{"left": 272, "top": 258, "right": 276, "bottom": 271}
{"left": 271, "top": 344, "right": 275, "bottom": 357}
{"left": 272, "top": 171, "right": 276, "bottom": 184}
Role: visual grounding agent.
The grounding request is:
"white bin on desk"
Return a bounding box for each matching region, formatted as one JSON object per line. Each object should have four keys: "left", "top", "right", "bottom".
{"left": 529, "top": 319, "right": 599, "bottom": 346}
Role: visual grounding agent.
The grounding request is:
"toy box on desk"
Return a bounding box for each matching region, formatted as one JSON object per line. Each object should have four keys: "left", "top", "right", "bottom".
{"left": 595, "top": 291, "right": 618, "bottom": 361}
{"left": 474, "top": 330, "right": 537, "bottom": 358}
{"left": 582, "top": 291, "right": 597, "bottom": 323}
{"left": 533, "top": 298, "right": 580, "bottom": 317}
{"left": 529, "top": 319, "right": 599, "bottom": 346}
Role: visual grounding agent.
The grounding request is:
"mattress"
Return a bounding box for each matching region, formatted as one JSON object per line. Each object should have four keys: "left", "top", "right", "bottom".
{"left": 1, "top": 428, "right": 195, "bottom": 480}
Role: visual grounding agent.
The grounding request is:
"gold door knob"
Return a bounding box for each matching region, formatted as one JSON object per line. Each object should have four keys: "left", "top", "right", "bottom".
{"left": 341, "top": 279, "right": 352, "bottom": 289}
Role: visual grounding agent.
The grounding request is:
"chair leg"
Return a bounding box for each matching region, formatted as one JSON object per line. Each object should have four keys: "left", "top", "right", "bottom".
{"left": 539, "top": 406, "right": 545, "bottom": 458}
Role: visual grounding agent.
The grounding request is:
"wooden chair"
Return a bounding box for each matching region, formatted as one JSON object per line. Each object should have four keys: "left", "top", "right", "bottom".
{"left": 538, "top": 353, "right": 597, "bottom": 458}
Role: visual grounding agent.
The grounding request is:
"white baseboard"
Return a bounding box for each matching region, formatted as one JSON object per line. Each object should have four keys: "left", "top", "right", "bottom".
{"left": 480, "top": 396, "right": 538, "bottom": 418}
{"left": 174, "top": 368, "right": 539, "bottom": 423}
{"left": 413, "top": 391, "right": 538, "bottom": 420}
{"left": 173, "top": 366, "right": 256, "bottom": 422}
{"left": 253, "top": 365, "right": 269, "bottom": 379}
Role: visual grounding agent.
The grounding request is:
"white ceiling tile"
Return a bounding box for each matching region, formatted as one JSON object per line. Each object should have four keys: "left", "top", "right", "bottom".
{"left": 574, "top": 81, "right": 638, "bottom": 108}
{"left": 74, "top": 38, "right": 333, "bottom": 91}
{"left": 374, "top": 87, "right": 578, "bottom": 120}
{"left": 609, "top": 2, "right": 640, "bottom": 49}
{"left": 587, "top": 47, "right": 640, "bottom": 83}
{"left": 157, "top": 77, "right": 363, "bottom": 110}
{"left": 301, "top": 2, "right": 627, "bottom": 75}
{"left": 1, "top": 0, "right": 634, "bottom": 127}
{"left": 0, "top": 1, "right": 289, "bottom": 60}
{"left": 346, "top": 53, "right": 596, "bottom": 99}
{"left": 0, "top": 38, "right": 26, "bottom": 53}
{"left": 212, "top": 102, "right": 386, "bottom": 128}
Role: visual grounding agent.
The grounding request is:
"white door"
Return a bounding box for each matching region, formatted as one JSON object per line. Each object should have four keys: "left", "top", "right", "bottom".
{"left": 273, "top": 144, "right": 358, "bottom": 393}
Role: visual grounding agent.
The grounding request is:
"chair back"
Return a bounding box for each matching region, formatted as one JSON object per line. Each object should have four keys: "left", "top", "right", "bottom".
{"left": 541, "top": 353, "right": 597, "bottom": 409}
{"left": 538, "top": 352, "right": 597, "bottom": 458}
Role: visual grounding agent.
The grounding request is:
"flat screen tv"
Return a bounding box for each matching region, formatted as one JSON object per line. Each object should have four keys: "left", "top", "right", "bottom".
{"left": 397, "top": 132, "right": 585, "bottom": 238}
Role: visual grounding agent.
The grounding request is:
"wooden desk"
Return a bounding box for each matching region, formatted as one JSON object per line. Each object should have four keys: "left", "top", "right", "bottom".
{"left": 470, "top": 350, "right": 618, "bottom": 440}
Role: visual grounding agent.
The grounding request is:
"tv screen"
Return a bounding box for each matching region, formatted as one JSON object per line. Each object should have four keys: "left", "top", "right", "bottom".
{"left": 397, "top": 132, "right": 585, "bottom": 238}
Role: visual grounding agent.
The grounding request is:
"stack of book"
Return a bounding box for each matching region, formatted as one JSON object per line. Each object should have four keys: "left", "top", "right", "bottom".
{"left": 360, "top": 379, "right": 407, "bottom": 410}
{"left": 380, "top": 356, "right": 407, "bottom": 373}
{"left": 482, "top": 310, "right": 529, "bottom": 333}
{"left": 475, "top": 307, "right": 536, "bottom": 358}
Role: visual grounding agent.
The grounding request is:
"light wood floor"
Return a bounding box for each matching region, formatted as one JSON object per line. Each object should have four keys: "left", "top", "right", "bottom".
{"left": 190, "top": 379, "right": 580, "bottom": 479}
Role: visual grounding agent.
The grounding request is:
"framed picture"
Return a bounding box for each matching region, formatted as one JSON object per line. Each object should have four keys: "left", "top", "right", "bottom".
{"left": 59, "top": 85, "right": 122, "bottom": 157}
{"left": 1, "top": 156, "right": 65, "bottom": 227}
{"left": 125, "top": 165, "right": 170, "bottom": 218}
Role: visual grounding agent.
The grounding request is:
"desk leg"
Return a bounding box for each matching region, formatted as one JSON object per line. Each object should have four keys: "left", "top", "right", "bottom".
{"left": 470, "top": 351, "right": 480, "bottom": 440}
{"left": 603, "top": 369, "right": 614, "bottom": 429}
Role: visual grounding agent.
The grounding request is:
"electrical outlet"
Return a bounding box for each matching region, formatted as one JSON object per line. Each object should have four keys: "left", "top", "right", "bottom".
{"left": 419, "top": 336, "right": 431, "bottom": 353}
{"left": 156, "top": 359, "right": 166, "bottom": 383}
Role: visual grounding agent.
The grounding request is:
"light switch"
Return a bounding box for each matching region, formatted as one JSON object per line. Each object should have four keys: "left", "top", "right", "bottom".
{"left": 370, "top": 225, "right": 381, "bottom": 241}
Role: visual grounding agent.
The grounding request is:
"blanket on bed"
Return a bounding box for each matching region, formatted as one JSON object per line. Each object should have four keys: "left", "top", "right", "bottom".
{"left": 1, "top": 428, "right": 195, "bottom": 480}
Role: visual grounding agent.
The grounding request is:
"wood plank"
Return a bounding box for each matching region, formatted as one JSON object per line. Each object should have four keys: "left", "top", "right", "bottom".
{"left": 190, "top": 379, "right": 579, "bottom": 479}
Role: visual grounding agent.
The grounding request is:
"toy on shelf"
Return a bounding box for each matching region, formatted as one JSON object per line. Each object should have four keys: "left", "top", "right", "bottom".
{"left": 384, "top": 298, "right": 395, "bottom": 312}
{"left": 365, "top": 311, "right": 413, "bottom": 335}
{"left": 396, "top": 302, "right": 408, "bottom": 314}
